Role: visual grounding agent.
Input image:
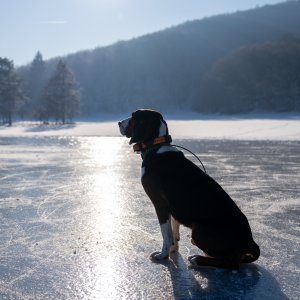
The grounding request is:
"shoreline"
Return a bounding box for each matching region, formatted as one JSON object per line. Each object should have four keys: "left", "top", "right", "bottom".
{"left": 0, "top": 112, "right": 299, "bottom": 140}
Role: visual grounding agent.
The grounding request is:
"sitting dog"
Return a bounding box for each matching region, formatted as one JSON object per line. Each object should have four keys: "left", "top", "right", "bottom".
{"left": 118, "top": 109, "right": 260, "bottom": 269}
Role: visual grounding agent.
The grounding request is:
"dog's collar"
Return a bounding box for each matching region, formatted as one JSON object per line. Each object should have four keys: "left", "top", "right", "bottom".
{"left": 133, "top": 135, "right": 172, "bottom": 153}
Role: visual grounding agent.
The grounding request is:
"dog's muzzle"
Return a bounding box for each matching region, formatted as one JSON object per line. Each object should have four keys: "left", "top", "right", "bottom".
{"left": 118, "top": 117, "right": 132, "bottom": 137}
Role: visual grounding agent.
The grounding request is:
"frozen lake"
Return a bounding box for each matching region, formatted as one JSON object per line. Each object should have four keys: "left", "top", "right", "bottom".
{"left": 0, "top": 136, "right": 299, "bottom": 299}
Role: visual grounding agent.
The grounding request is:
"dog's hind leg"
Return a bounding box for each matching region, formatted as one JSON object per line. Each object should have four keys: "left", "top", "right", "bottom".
{"left": 188, "top": 255, "right": 239, "bottom": 270}
{"left": 189, "top": 223, "right": 240, "bottom": 270}
{"left": 170, "top": 216, "right": 180, "bottom": 253}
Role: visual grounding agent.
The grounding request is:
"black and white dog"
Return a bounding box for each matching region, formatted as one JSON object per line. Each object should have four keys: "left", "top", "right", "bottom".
{"left": 118, "top": 109, "right": 260, "bottom": 269}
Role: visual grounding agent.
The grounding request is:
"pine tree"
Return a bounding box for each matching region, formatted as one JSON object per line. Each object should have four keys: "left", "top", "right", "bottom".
{"left": 27, "top": 51, "right": 46, "bottom": 119}
{"left": 43, "top": 60, "right": 80, "bottom": 124}
{"left": 0, "top": 58, "right": 25, "bottom": 125}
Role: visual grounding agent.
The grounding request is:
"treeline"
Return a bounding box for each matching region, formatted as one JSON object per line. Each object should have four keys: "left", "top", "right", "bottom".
{"left": 193, "top": 36, "right": 300, "bottom": 113}
{"left": 7, "top": 0, "right": 300, "bottom": 118}
{"left": 0, "top": 58, "right": 25, "bottom": 125}
{"left": 0, "top": 54, "right": 80, "bottom": 125}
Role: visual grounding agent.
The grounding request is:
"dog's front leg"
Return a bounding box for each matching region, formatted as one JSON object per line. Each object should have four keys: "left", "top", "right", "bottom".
{"left": 170, "top": 216, "right": 180, "bottom": 253}
{"left": 142, "top": 178, "right": 173, "bottom": 260}
{"left": 150, "top": 217, "right": 173, "bottom": 260}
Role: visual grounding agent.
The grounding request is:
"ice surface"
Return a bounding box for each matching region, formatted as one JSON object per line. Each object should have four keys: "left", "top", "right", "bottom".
{"left": 0, "top": 134, "right": 299, "bottom": 299}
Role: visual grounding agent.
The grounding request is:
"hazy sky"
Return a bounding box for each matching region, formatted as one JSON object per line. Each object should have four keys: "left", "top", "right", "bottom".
{"left": 1, "top": 0, "right": 284, "bottom": 66}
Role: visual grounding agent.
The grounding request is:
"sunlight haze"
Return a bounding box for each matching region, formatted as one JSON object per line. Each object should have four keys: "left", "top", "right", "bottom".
{"left": 1, "top": 0, "right": 284, "bottom": 66}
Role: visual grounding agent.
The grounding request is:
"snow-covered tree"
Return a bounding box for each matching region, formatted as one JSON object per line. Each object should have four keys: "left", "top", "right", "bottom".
{"left": 43, "top": 60, "right": 80, "bottom": 123}
{"left": 27, "top": 51, "right": 47, "bottom": 119}
{"left": 0, "top": 57, "right": 25, "bottom": 125}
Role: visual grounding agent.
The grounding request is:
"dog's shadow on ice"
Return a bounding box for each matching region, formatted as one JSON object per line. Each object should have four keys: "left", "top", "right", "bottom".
{"left": 162, "top": 253, "right": 288, "bottom": 299}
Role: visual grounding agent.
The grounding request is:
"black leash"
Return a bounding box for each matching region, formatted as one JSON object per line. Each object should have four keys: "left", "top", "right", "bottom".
{"left": 171, "top": 144, "right": 207, "bottom": 174}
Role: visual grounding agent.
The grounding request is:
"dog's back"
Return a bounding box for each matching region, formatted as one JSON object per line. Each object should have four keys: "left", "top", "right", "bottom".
{"left": 142, "top": 150, "right": 241, "bottom": 222}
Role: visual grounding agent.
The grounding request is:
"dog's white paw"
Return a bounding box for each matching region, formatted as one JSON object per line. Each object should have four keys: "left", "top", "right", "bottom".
{"left": 150, "top": 251, "right": 169, "bottom": 260}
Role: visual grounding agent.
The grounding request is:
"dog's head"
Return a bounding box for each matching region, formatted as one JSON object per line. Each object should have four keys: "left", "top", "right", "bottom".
{"left": 118, "top": 109, "right": 171, "bottom": 148}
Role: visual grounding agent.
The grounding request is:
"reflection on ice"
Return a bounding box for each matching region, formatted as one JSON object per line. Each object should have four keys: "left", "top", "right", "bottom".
{"left": 84, "top": 137, "right": 124, "bottom": 236}
{"left": 0, "top": 137, "right": 298, "bottom": 299}
{"left": 77, "top": 137, "right": 127, "bottom": 299}
{"left": 86, "top": 139, "right": 127, "bottom": 298}
{"left": 84, "top": 137, "right": 123, "bottom": 167}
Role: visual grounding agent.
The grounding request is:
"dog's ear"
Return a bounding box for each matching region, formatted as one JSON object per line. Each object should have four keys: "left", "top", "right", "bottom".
{"left": 129, "top": 110, "right": 163, "bottom": 144}
{"left": 129, "top": 111, "right": 144, "bottom": 144}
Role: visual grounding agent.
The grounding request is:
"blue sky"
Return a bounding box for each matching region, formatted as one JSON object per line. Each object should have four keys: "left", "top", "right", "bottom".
{"left": 1, "top": 0, "right": 284, "bottom": 66}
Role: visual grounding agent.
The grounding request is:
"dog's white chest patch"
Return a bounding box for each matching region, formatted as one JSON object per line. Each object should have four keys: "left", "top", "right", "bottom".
{"left": 141, "top": 146, "right": 179, "bottom": 178}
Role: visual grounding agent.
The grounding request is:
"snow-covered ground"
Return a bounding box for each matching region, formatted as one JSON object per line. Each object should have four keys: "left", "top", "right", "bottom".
{"left": 0, "top": 112, "right": 299, "bottom": 140}
{"left": 0, "top": 114, "right": 299, "bottom": 299}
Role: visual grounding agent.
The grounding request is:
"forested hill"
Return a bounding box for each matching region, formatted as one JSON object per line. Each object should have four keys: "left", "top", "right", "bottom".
{"left": 18, "top": 0, "right": 300, "bottom": 114}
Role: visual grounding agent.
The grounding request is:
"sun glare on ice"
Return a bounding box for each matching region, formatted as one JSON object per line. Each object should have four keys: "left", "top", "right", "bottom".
{"left": 79, "top": 137, "right": 127, "bottom": 298}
